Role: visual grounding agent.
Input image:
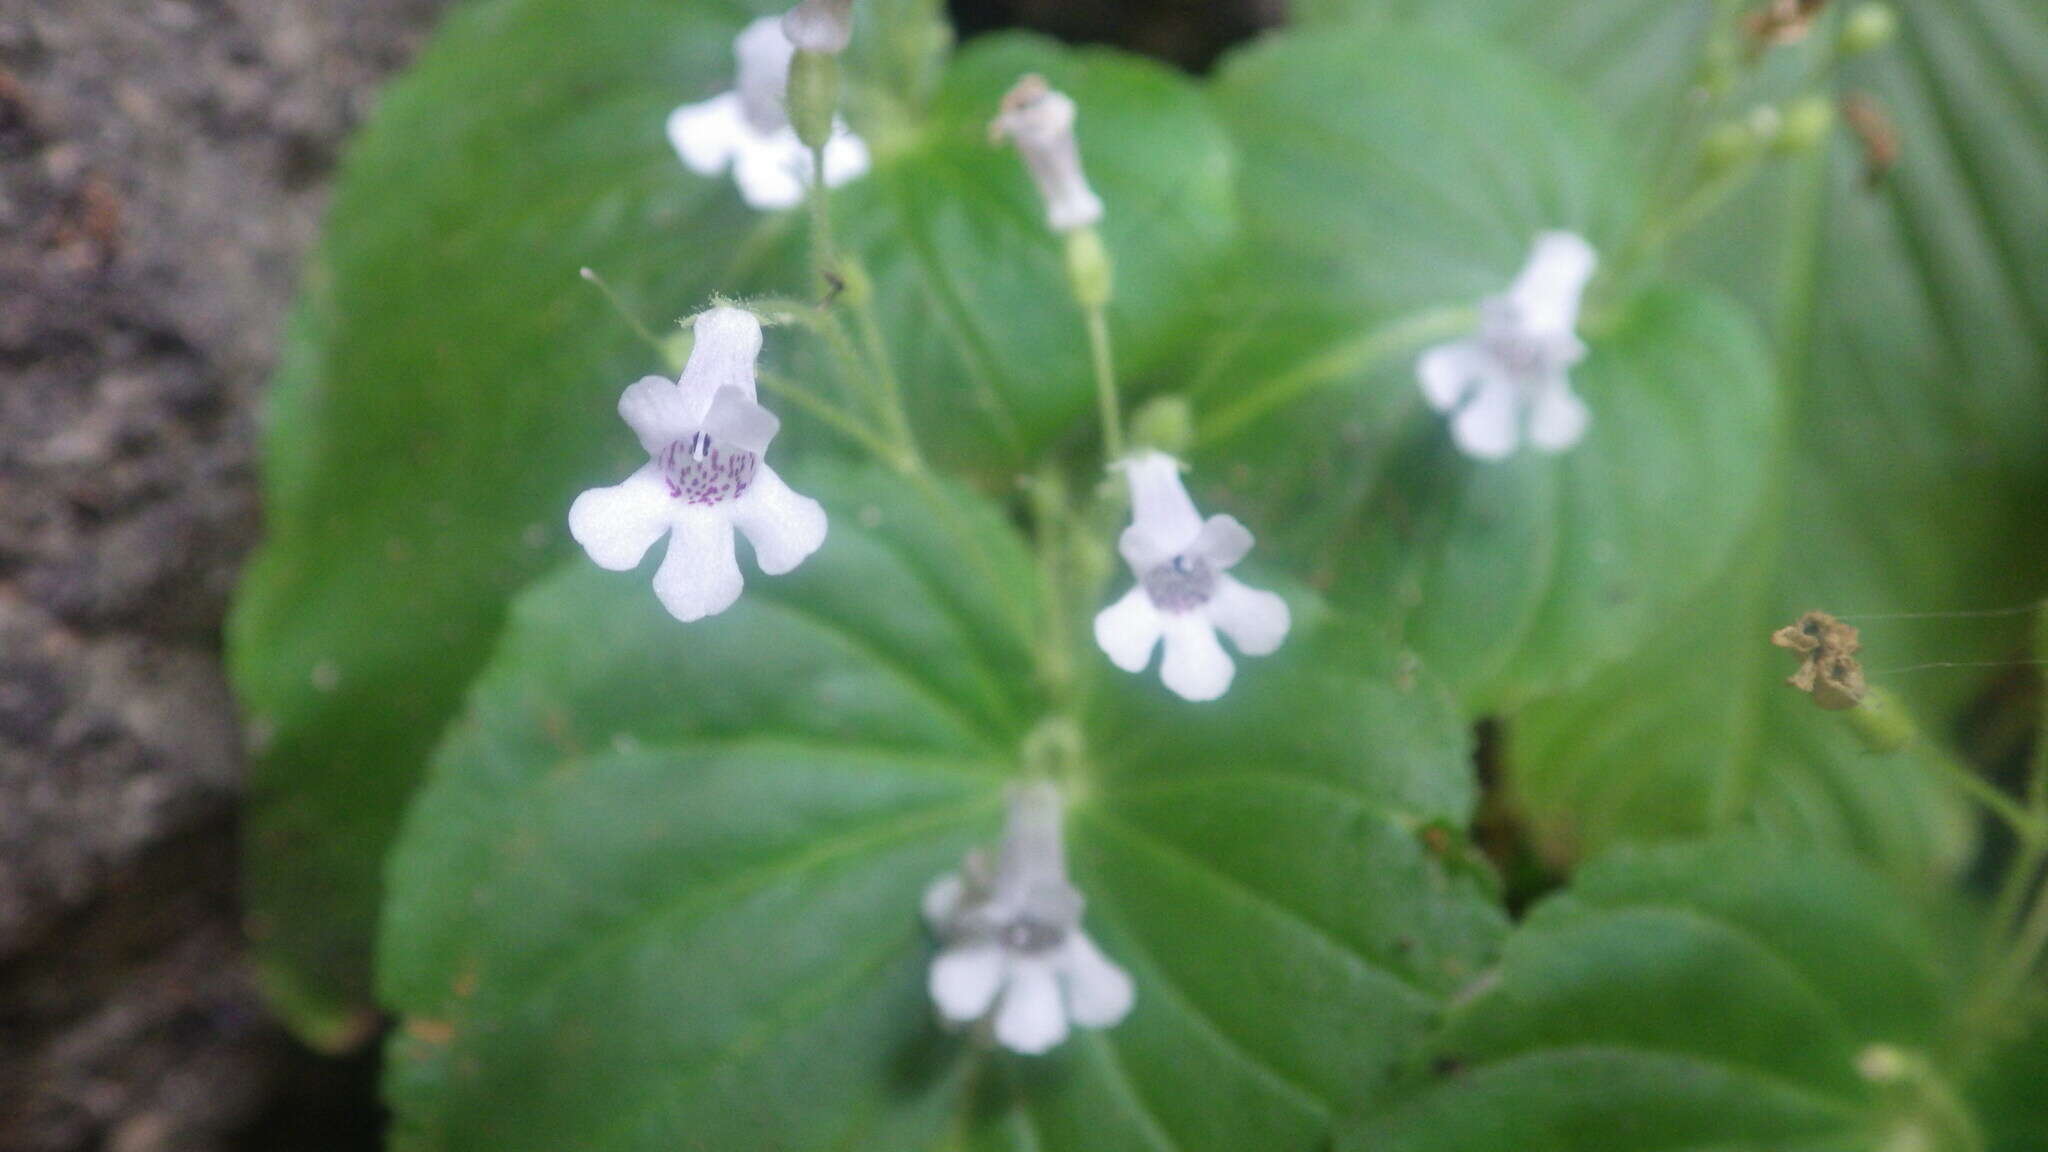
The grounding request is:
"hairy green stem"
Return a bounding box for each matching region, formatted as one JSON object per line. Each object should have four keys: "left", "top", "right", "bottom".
{"left": 1027, "top": 468, "right": 1080, "bottom": 709}
{"left": 1195, "top": 307, "right": 1472, "bottom": 446}
{"left": 1084, "top": 305, "right": 1124, "bottom": 463}
{"left": 755, "top": 368, "right": 901, "bottom": 464}
{"left": 1946, "top": 759, "right": 2041, "bottom": 843}
{"left": 851, "top": 289, "right": 923, "bottom": 469}
{"left": 807, "top": 147, "right": 838, "bottom": 295}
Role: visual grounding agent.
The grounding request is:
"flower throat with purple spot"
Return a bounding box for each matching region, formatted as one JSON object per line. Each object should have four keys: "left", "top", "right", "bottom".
{"left": 662, "top": 431, "right": 757, "bottom": 507}
{"left": 1480, "top": 298, "right": 1564, "bottom": 380}
{"left": 1142, "top": 554, "right": 1216, "bottom": 614}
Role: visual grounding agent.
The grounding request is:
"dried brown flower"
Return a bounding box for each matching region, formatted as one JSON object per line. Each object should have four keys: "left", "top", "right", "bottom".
{"left": 1772, "top": 610, "right": 1868, "bottom": 710}
{"left": 1743, "top": 0, "right": 1830, "bottom": 50}
{"left": 1843, "top": 92, "right": 1901, "bottom": 185}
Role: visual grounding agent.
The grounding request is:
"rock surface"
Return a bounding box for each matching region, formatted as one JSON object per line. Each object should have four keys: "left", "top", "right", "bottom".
{"left": 0, "top": 2, "right": 441, "bottom": 1148}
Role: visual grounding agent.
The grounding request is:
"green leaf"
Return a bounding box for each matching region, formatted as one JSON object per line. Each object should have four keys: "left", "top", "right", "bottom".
{"left": 1344, "top": 835, "right": 1980, "bottom": 1152}
{"left": 1971, "top": 1001, "right": 2048, "bottom": 1152}
{"left": 379, "top": 463, "right": 1504, "bottom": 1151}
{"left": 1509, "top": 539, "right": 1975, "bottom": 877}
{"left": 1180, "top": 25, "right": 1776, "bottom": 710}
{"left": 834, "top": 33, "right": 1236, "bottom": 473}
{"left": 227, "top": 0, "right": 828, "bottom": 1042}
{"left": 1330, "top": 0, "right": 2048, "bottom": 876}
{"left": 227, "top": 7, "right": 1233, "bottom": 1040}
{"left": 1287, "top": 0, "right": 1714, "bottom": 150}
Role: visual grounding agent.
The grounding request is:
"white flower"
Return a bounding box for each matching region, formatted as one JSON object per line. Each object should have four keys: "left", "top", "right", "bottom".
{"left": 990, "top": 75, "right": 1104, "bottom": 234}
{"left": 568, "top": 307, "right": 828, "bottom": 623}
{"left": 782, "top": 0, "right": 855, "bottom": 55}
{"left": 666, "top": 16, "right": 870, "bottom": 212}
{"left": 1417, "top": 231, "right": 1598, "bottom": 460}
{"left": 1092, "top": 453, "right": 1291, "bottom": 702}
{"left": 923, "top": 782, "right": 1134, "bottom": 1055}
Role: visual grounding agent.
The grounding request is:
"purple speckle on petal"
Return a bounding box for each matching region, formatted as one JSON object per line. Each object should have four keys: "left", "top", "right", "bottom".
{"left": 660, "top": 433, "right": 757, "bottom": 507}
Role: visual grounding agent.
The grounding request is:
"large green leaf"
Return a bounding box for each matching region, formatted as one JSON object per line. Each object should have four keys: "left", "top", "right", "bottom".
{"left": 1970, "top": 998, "right": 2048, "bottom": 1151}
{"left": 228, "top": 0, "right": 811, "bottom": 1044}
{"left": 1344, "top": 836, "right": 1981, "bottom": 1152}
{"left": 379, "top": 463, "right": 1504, "bottom": 1151}
{"left": 1302, "top": 0, "right": 2048, "bottom": 875}
{"left": 833, "top": 33, "right": 1236, "bottom": 473}
{"left": 1287, "top": 0, "right": 1712, "bottom": 148}
{"left": 1176, "top": 25, "right": 1776, "bottom": 710}
{"left": 229, "top": 10, "right": 1234, "bottom": 1041}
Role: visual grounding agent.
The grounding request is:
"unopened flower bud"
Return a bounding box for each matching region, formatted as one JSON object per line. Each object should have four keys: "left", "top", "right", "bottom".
{"left": 1747, "top": 104, "right": 1785, "bottom": 146}
{"left": 1843, "top": 3, "right": 1899, "bottom": 55}
{"left": 1847, "top": 686, "right": 1916, "bottom": 754}
{"left": 1701, "top": 121, "right": 1758, "bottom": 174}
{"left": 1857, "top": 1044, "right": 1909, "bottom": 1084}
{"left": 1131, "top": 395, "right": 1195, "bottom": 457}
{"left": 782, "top": 0, "right": 855, "bottom": 55}
{"left": 1063, "top": 227, "right": 1113, "bottom": 309}
{"left": 991, "top": 75, "right": 1104, "bottom": 234}
{"left": 786, "top": 49, "right": 839, "bottom": 152}
{"left": 1776, "top": 96, "right": 1836, "bottom": 154}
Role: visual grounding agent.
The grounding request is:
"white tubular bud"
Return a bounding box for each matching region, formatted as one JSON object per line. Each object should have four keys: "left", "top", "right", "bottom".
{"left": 991, "top": 75, "right": 1105, "bottom": 234}
{"left": 996, "top": 781, "right": 1070, "bottom": 893}
{"left": 782, "top": 0, "right": 856, "bottom": 55}
{"left": 733, "top": 16, "right": 796, "bottom": 133}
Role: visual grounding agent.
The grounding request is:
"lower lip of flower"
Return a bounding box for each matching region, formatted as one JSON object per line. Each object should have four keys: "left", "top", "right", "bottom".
{"left": 662, "top": 433, "right": 759, "bottom": 506}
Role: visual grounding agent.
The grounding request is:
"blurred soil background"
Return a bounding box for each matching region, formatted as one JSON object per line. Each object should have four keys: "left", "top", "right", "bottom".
{"left": 0, "top": 1, "right": 1275, "bottom": 1149}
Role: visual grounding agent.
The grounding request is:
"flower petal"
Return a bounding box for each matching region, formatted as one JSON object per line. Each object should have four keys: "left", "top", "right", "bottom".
{"left": 993, "top": 78, "right": 1103, "bottom": 234}
{"left": 782, "top": 0, "right": 855, "bottom": 55}
{"left": 666, "top": 93, "right": 748, "bottom": 176}
{"left": 651, "top": 508, "right": 743, "bottom": 622}
{"left": 728, "top": 463, "right": 827, "bottom": 576}
{"left": 820, "top": 126, "right": 872, "bottom": 189}
{"left": 678, "top": 306, "right": 765, "bottom": 418}
{"left": 1450, "top": 377, "right": 1521, "bottom": 461}
{"left": 1527, "top": 375, "right": 1590, "bottom": 453}
{"left": 1093, "top": 586, "right": 1164, "bottom": 673}
{"left": 730, "top": 132, "right": 811, "bottom": 212}
{"left": 922, "top": 872, "right": 966, "bottom": 933}
{"left": 732, "top": 16, "right": 795, "bottom": 131}
{"left": 994, "top": 957, "right": 1069, "bottom": 1055}
{"left": 1059, "top": 932, "right": 1135, "bottom": 1030}
{"left": 1508, "top": 231, "right": 1597, "bottom": 339}
{"left": 1206, "top": 575, "right": 1290, "bottom": 658}
{"left": 1117, "top": 451, "right": 1203, "bottom": 571}
{"left": 618, "top": 375, "right": 695, "bottom": 456}
{"left": 930, "top": 941, "right": 1007, "bottom": 1025}
{"left": 1417, "top": 340, "right": 1487, "bottom": 414}
{"left": 703, "top": 385, "right": 780, "bottom": 454}
{"left": 1190, "top": 514, "right": 1254, "bottom": 570}
{"left": 1159, "top": 615, "right": 1235, "bottom": 702}
{"left": 568, "top": 464, "right": 674, "bottom": 571}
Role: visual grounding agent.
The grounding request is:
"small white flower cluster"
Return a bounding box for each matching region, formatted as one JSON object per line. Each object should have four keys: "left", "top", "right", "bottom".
{"left": 924, "top": 783, "right": 1134, "bottom": 1054}
{"left": 567, "top": 18, "right": 1608, "bottom": 1058}
{"left": 667, "top": 12, "right": 869, "bottom": 211}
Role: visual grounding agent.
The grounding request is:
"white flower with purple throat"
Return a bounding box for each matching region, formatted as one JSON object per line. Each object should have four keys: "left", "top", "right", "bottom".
{"left": 568, "top": 306, "right": 827, "bottom": 623}
{"left": 666, "top": 16, "right": 869, "bottom": 212}
{"left": 1093, "top": 452, "right": 1291, "bottom": 702}
{"left": 1417, "top": 231, "right": 1598, "bottom": 460}
{"left": 924, "top": 782, "right": 1134, "bottom": 1055}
